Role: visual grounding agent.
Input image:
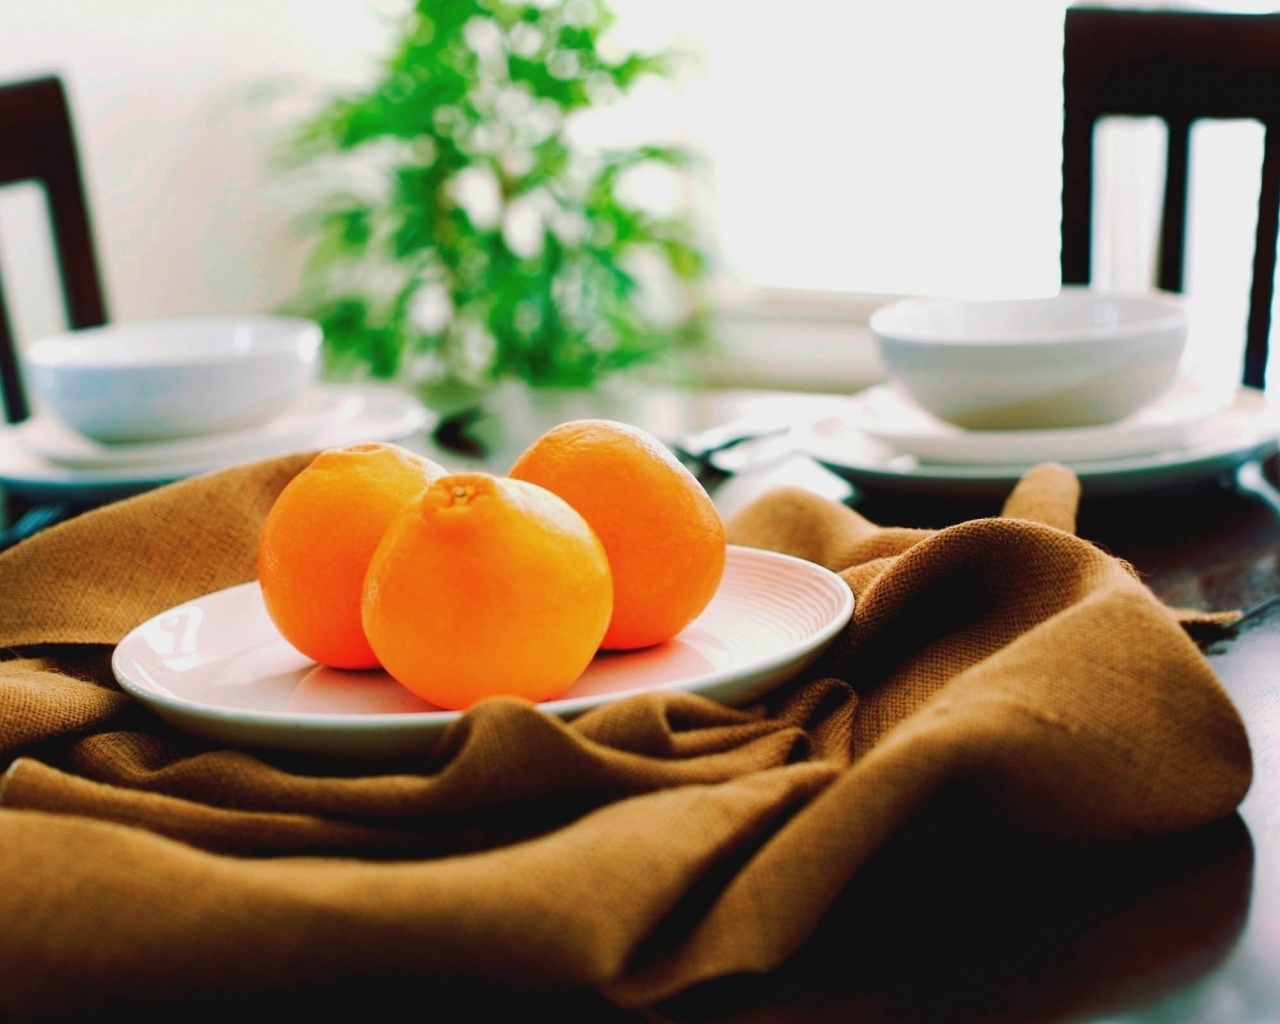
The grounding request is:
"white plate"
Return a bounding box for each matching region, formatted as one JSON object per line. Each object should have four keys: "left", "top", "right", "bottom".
{"left": 0, "top": 383, "right": 433, "bottom": 502}
{"left": 18, "top": 386, "right": 369, "bottom": 469}
{"left": 841, "top": 374, "right": 1234, "bottom": 466}
{"left": 792, "top": 387, "right": 1280, "bottom": 499}
{"left": 111, "top": 546, "right": 856, "bottom": 759}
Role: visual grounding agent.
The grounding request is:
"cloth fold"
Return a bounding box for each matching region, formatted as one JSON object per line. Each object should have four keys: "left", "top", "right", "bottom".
{"left": 0, "top": 456, "right": 1252, "bottom": 1017}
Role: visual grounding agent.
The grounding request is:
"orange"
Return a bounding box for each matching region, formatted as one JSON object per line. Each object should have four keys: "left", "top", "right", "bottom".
{"left": 361, "top": 472, "right": 613, "bottom": 710}
{"left": 258, "top": 442, "right": 446, "bottom": 669}
{"left": 508, "top": 418, "right": 726, "bottom": 650}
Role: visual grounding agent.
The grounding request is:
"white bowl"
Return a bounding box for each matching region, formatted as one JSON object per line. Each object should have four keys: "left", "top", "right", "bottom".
{"left": 869, "top": 288, "right": 1189, "bottom": 430}
{"left": 23, "top": 315, "right": 322, "bottom": 442}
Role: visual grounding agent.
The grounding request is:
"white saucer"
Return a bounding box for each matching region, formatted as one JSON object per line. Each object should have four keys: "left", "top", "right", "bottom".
{"left": 841, "top": 374, "right": 1235, "bottom": 466}
{"left": 111, "top": 546, "right": 856, "bottom": 759}
{"left": 791, "top": 387, "right": 1280, "bottom": 498}
{"left": 0, "top": 383, "right": 434, "bottom": 502}
{"left": 17, "top": 386, "right": 369, "bottom": 470}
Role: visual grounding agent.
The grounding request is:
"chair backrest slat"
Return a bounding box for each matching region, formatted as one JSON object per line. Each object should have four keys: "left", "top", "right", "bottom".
{"left": 0, "top": 75, "right": 108, "bottom": 423}
{"left": 1246, "top": 127, "right": 1280, "bottom": 390}
{"left": 1156, "top": 117, "right": 1190, "bottom": 295}
{"left": 1062, "top": 7, "right": 1280, "bottom": 388}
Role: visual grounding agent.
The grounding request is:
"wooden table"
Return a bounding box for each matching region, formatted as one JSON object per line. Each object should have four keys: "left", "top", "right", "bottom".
{"left": 401, "top": 385, "right": 1280, "bottom": 1023}
{"left": 10, "top": 386, "right": 1280, "bottom": 1022}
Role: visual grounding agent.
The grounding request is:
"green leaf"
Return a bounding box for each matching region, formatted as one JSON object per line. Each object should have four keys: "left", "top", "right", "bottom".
{"left": 280, "top": 0, "right": 711, "bottom": 389}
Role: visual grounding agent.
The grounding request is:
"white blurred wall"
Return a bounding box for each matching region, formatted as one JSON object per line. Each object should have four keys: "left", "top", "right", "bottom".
{"left": 0, "top": 0, "right": 1270, "bottom": 389}
{"left": 0, "top": 0, "right": 403, "bottom": 346}
{"left": 0, "top": 0, "right": 1070, "bottom": 389}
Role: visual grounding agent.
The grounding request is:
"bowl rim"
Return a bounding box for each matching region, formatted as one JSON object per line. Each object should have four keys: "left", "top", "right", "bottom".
{"left": 24, "top": 314, "right": 323, "bottom": 371}
{"left": 869, "top": 287, "right": 1188, "bottom": 346}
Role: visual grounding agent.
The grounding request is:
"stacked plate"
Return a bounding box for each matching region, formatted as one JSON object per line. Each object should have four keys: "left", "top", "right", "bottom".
{"left": 791, "top": 374, "right": 1280, "bottom": 498}
{"left": 0, "top": 383, "right": 432, "bottom": 503}
{"left": 3, "top": 315, "right": 433, "bottom": 503}
{"left": 792, "top": 291, "right": 1280, "bottom": 499}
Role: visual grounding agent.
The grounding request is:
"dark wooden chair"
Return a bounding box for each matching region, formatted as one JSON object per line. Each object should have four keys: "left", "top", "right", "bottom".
{"left": 1062, "top": 6, "right": 1280, "bottom": 390}
{"left": 0, "top": 74, "right": 109, "bottom": 423}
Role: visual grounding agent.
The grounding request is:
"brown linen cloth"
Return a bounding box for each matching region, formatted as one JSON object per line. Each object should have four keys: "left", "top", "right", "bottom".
{"left": 0, "top": 455, "right": 1252, "bottom": 1017}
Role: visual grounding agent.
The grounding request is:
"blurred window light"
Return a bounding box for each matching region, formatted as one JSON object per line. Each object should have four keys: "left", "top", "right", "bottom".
{"left": 604, "top": 0, "right": 1279, "bottom": 323}
{"left": 604, "top": 0, "right": 1073, "bottom": 301}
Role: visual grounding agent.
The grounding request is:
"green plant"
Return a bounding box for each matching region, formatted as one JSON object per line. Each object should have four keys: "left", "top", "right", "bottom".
{"left": 287, "top": 0, "right": 709, "bottom": 390}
